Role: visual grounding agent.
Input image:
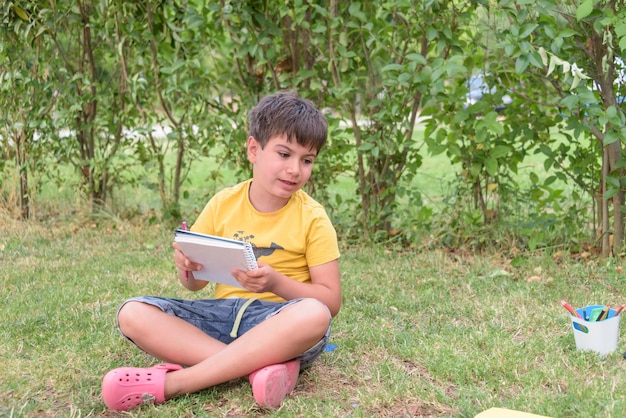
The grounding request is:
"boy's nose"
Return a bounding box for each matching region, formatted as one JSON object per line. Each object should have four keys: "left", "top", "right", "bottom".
{"left": 286, "top": 160, "right": 300, "bottom": 175}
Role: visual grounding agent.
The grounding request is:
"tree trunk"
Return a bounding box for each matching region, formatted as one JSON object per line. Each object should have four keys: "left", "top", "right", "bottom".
{"left": 17, "top": 131, "right": 30, "bottom": 220}
{"left": 607, "top": 139, "right": 624, "bottom": 255}
{"left": 601, "top": 148, "right": 610, "bottom": 257}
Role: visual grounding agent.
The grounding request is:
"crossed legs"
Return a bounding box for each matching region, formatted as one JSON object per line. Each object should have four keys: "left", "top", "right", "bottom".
{"left": 114, "top": 297, "right": 330, "bottom": 400}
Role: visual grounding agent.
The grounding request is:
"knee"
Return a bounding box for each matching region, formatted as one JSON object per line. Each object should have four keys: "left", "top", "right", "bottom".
{"left": 292, "top": 298, "right": 331, "bottom": 336}
{"left": 117, "top": 301, "right": 150, "bottom": 337}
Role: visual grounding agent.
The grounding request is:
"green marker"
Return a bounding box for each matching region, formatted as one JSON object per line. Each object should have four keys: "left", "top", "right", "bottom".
{"left": 589, "top": 307, "right": 603, "bottom": 322}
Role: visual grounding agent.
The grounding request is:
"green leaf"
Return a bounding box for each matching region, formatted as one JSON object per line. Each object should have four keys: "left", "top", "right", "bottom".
{"left": 606, "top": 175, "right": 620, "bottom": 188}
{"left": 348, "top": 2, "right": 367, "bottom": 22}
{"left": 490, "top": 145, "right": 511, "bottom": 159}
{"left": 485, "top": 157, "right": 498, "bottom": 176}
{"left": 603, "top": 132, "right": 619, "bottom": 145}
{"left": 519, "top": 23, "right": 538, "bottom": 38}
{"left": 576, "top": 0, "right": 594, "bottom": 20}
{"left": 539, "top": 47, "right": 548, "bottom": 66}
{"left": 606, "top": 105, "right": 619, "bottom": 124}
{"left": 13, "top": 5, "right": 29, "bottom": 21}
{"left": 528, "top": 51, "right": 544, "bottom": 69}
{"left": 358, "top": 142, "right": 374, "bottom": 151}
{"left": 605, "top": 187, "right": 619, "bottom": 200}
{"left": 382, "top": 64, "right": 404, "bottom": 72}
{"left": 449, "top": 144, "right": 462, "bottom": 158}
{"left": 405, "top": 53, "right": 427, "bottom": 65}
{"left": 529, "top": 172, "right": 539, "bottom": 184}
{"left": 614, "top": 158, "right": 626, "bottom": 169}
{"left": 515, "top": 56, "right": 530, "bottom": 74}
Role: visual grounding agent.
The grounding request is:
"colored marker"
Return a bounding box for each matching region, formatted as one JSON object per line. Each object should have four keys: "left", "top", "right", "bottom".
{"left": 598, "top": 305, "right": 610, "bottom": 321}
{"left": 561, "top": 300, "right": 583, "bottom": 319}
{"left": 182, "top": 221, "right": 188, "bottom": 280}
{"left": 614, "top": 305, "right": 625, "bottom": 316}
{"left": 589, "top": 307, "right": 603, "bottom": 322}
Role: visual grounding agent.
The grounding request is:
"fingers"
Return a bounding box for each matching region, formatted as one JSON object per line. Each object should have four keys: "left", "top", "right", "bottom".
{"left": 231, "top": 265, "right": 273, "bottom": 293}
{"left": 172, "top": 243, "right": 201, "bottom": 271}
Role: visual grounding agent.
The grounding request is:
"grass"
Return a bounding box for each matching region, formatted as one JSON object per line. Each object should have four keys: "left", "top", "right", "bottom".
{"left": 3, "top": 213, "right": 626, "bottom": 417}
{"left": 0, "top": 125, "right": 614, "bottom": 416}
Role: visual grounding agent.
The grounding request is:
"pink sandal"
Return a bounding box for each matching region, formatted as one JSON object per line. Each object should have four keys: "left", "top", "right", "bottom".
{"left": 101, "top": 363, "right": 182, "bottom": 411}
{"left": 248, "top": 359, "right": 301, "bottom": 409}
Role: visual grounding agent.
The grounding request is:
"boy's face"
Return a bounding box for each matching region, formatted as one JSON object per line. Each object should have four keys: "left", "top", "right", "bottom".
{"left": 247, "top": 134, "right": 317, "bottom": 204}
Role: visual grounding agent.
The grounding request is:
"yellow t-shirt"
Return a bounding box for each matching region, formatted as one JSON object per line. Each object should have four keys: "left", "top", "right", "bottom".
{"left": 191, "top": 179, "right": 340, "bottom": 302}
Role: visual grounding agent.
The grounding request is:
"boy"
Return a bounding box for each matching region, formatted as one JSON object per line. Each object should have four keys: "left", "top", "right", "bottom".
{"left": 101, "top": 91, "right": 341, "bottom": 411}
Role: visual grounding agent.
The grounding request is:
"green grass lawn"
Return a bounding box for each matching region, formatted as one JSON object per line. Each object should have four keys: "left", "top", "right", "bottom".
{"left": 0, "top": 123, "right": 612, "bottom": 416}
{"left": 2, "top": 216, "right": 626, "bottom": 417}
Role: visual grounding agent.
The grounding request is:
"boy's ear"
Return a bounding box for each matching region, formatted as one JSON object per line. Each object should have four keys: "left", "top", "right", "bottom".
{"left": 247, "top": 136, "right": 259, "bottom": 163}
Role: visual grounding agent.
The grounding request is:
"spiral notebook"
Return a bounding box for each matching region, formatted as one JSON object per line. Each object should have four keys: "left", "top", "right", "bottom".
{"left": 174, "top": 229, "right": 258, "bottom": 288}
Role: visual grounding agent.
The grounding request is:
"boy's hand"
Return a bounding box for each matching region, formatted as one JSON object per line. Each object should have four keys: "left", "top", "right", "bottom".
{"left": 172, "top": 242, "right": 202, "bottom": 275}
{"left": 232, "top": 261, "right": 275, "bottom": 293}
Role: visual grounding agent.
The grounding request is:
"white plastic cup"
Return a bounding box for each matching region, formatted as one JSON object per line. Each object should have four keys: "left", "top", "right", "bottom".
{"left": 569, "top": 305, "right": 620, "bottom": 356}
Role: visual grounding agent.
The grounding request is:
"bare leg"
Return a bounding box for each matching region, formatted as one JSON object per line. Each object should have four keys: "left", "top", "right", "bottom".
{"left": 117, "top": 298, "right": 331, "bottom": 399}
{"left": 118, "top": 301, "right": 225, "bottom": 366}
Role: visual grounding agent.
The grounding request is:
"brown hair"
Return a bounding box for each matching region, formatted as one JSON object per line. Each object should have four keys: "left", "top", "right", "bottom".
{"left": 248, "top": 91, "right": 328, "bottom": 153}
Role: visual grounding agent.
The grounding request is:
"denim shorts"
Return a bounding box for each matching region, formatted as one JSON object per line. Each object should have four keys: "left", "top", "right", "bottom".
{"left": 117, "top": 296, "right": 332, "bottom": 369}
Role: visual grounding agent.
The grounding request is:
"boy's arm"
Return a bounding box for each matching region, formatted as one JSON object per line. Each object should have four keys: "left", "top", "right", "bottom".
{"left": 306, "top": 259, "right": 342, "bottom": 316}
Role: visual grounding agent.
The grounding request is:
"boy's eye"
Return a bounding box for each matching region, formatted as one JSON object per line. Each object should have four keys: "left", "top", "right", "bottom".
{"left": 303, "top": 158, "right": 314, "bottom": 165}
{"left": 278, "top": 152, "right": 289, "bottom": 158}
